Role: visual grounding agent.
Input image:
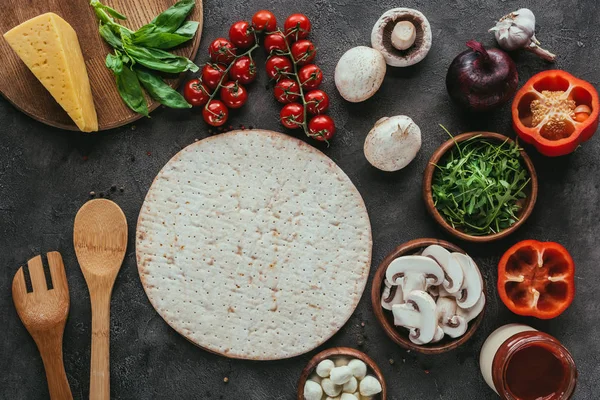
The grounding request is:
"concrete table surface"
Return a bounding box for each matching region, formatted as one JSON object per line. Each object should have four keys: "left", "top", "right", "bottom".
{"left": 1, "top": 0, "right": 598, "bottom": 399}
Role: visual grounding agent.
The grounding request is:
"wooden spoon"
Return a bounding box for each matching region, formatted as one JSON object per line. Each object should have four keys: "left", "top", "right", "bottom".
{"left": 74, "top": 199, "right": 127, "bottom": 400}
{"left": 12, "top": 252, "right": 73, "bottom": 400}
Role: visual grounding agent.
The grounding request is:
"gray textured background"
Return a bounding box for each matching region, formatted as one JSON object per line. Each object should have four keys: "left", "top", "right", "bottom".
{"left": 1, "top": 0, "right": 598, "bottom": 399}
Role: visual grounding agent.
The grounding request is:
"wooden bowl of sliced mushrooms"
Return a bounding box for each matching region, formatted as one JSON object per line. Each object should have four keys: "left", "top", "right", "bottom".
{"left": 371, "top": 238, "right": 486, "bottom": 354}
{"left": 298, "top": 347, "right": 387, "bottom": 400}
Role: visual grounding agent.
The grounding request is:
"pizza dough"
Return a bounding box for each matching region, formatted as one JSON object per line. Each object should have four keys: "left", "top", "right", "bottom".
{"left": 136, "top": 130, "right": 372, "bottom": 360}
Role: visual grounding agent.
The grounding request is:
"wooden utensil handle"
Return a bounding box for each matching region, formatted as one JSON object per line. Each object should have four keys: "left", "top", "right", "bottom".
{"left": 90, "top": 291, "right": 112, "bottom": 400}
{"left": 39, "top": 333, "right": 73, "bottom": 400}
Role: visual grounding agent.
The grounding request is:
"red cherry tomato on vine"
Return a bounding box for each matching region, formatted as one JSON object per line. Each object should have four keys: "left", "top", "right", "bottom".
{"left": 266, "top": 55, "right": 293, "bottom": 80}
{"left": 220, "top": 82, "right": 248, "bottom": 109}
{"left": 252, "top": 10, "right": 277, "bottom": 32}
{"left": 203, "top": 100, "right": 229, "bottom": 127}
{"left": 183, "top": 79, "right": 210, "bottom": 107}
{"left": 264, "top": 32, "right": 289, "bottom": 53}
{"left": 284, "top": 13, "right": 311, "bottom": 40}
{"left": 274, "top": 78, "right": 300, "bottom": 104}
{"left": 208, "top": 38, "right": 236, "bottom": 64}
{"left": 304, "top": 90, "right": 329, "bottom": 114}
{"left": 229, "top": 21, "right": 255, "bottom": 49}
{"left": 201, "top": 63, "right": 228, "bottom": 90}
{"left": 298, "top": 64, "right": 323, "bottom": 90}
{"left": 229, "top": 56, "right": 257, "bottom": 84}
{"left": 280, "top": 102, "right": 305, "bottom": 129}
{"left": 308, "top": 115, "right": 335, "bottom": 141}
{"left": 291, "top": 40, "right": 316, "bottom": 66}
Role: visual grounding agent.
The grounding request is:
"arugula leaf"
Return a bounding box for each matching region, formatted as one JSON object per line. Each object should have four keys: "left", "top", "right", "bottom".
{"left": 115, "top": 65, "right": 149, "bottom": 117}
{"left": 150, "top": 0, "right": 195, "bottom": 33}
{"left": 124, "top": 43, "right": 199, "bottom": 73}
{"left": 135, "top": 68, "right": 191, "bottom": 109}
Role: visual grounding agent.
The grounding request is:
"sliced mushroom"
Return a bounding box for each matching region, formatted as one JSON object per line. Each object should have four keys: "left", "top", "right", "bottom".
{"left": 457, "top": 293, "right": 486, "bottom": 322}
{"left": 452, "top": 253, "right": 484, "bottom": 309}
{"left": 435, "top": 296, "right": 467, "bottom": 338}
{"left": 430, "top": 325, "right": 445, "bottom": 343}
{"left": 371, "top": 8, "right": 432, "bottom": 67}
{"left": 364, "top": 115, "right": 422, "bottom": 172}
{"left": 428, "top": 284, "right": 439, "bottom": 300}
{"left": 335, "top": 46, "right": 386, "bottom": 103}
{"left": 422, "top": 245, "right": 464, "bottom": 294}
{"left": 391, "top": 290, "right": 438, "bottom": 344}
{"left": 386, "top": 255, "right": 444, "bottom": 301}
{"left": 381, "top": 278, "right": 404, "bottom": 310}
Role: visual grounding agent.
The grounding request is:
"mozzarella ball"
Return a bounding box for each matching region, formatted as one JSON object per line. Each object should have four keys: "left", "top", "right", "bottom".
{"left": 348, "top": 359, "right": 368, "bottom": 380}
{"left": 343, "top": 376, "right": 358, "bottom": 393}
{"left": 359, "top": 375, "right": 382, "bottom": 396}
{"left": 330, "top": 366, "right": 353, "bottom": 385}
{"left": 322, "top": 378, "right": 342, "bottom": 397}
{"left": 316, "top": 359, "right": 335, "bottom": 378}
{"left": 303, "top": 380, "right": 323, "bottom": 400}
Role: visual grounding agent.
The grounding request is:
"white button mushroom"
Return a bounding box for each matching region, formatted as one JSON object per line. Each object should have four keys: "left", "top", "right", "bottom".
{"left": 391, "top": 20, "right": 416, "bottom": 50}
{"left": 304, "top": 380, "right": 323, "bottom": 400}
{"left": 330, "top": 366, "right": 353, "bottom": 385}
{"left": 342, "top": 376, "right": 358, "bottom": 393}
{"left": 451, "top": 253, "right": 484, "bottom": 309}
{"left": 322, "top": 378, "right": 342, "bottom": 397}
{"left": 371, "top": 8, "right": 432, "bottom": 67}
{"left": 385, "top": 255, "right": 445, "bottom": 301}
{"left": 422, "top": 245, "right": 464, "bottom": 294}
{"left": 316, "top": 359, "right": 335, "bottom": 378}
{"left": 392, "top": 290, "right": 438, "bottom": 344}
{"left": 364, "top": 115, "right": 422, "bottom": 172}
{"left": 340, "top": 393, "right": 359, "bottom": 400}
{"left": 359, "top": 375, "right": 383, "bottom": 397}
{"left": 381, "top": 278, "right": 404, "bottom": 310}
{"left": 347, "top": 359, "right": 367, "bottom": 380}
{"left": 335, "top": 46, "right": 386, "bottom": 103}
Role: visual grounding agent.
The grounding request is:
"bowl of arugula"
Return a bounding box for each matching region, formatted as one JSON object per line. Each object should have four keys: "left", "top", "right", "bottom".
{"left": 423, "top": 130, "right": 538, "bottom": 242}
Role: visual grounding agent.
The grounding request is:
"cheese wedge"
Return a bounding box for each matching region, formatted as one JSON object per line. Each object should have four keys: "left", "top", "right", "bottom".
{"left": 4, "top": 13, "right": 98, "bottom": 132}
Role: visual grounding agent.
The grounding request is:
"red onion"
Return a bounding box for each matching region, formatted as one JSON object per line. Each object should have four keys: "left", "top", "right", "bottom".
{"left": 446, "top": 40, "right": 518, "bottom": 112}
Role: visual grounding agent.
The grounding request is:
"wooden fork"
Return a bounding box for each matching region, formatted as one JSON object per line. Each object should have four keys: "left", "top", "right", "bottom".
{"left": 12, "top": 252, "right": 73, "bottom": 400}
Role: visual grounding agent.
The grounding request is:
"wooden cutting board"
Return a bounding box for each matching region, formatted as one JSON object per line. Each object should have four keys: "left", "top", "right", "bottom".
{"left": 0, "top": 0, "right": 203, "bottom": 131}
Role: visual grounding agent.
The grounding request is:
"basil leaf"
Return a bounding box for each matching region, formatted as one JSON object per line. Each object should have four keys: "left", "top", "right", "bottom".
{"left": 150, "top": 0, "right": 195, "bottom": 33}
{"left": 99, "top": 24, "right": 123, "bottom": 49}
{"left": 135, "top": 69, "right": 191, "bottom": 109}
{"left": 132, "top": 32, "right": 193, "bottom": 49}
{"left": 124, "top": 43, "right": 199, "bottom": 73}
{"left": 173, "top": 20, "right": 199, "bottom": 37}
{"left": 115, "top": 65, "right": 149, "bottom": 116}
{"left": 90, "top": 0, "right": 127, "bottom": 22}
{"left": 105, "top": 53, "right": 123, "bottom": 74}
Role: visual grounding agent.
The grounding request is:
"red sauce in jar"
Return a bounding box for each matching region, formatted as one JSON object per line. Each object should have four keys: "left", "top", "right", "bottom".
{"left": 505, "top": 343, "right": 568, "bottom": 400}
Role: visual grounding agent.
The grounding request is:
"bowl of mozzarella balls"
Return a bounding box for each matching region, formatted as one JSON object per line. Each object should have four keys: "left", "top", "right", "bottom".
{"left": 371, "top": 238, "right": 486, "bottom": 354}
{"left": 298, "top": 347, "right": 386, "bottom": 400}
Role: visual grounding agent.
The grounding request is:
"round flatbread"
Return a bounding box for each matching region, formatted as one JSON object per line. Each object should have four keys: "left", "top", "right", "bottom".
{"left": 136, "top": 130, "right": 372, "bottom": 360}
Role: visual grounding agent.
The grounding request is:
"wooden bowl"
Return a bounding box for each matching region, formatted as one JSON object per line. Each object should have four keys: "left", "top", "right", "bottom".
{"left": 422, "top": 132, "right": 538, "bottom": 243}
{"left": 371, "top": 238, "right": 486, "bottom": 354}
{"left": 297, "top": 347, "right": 387, "bottom": 400}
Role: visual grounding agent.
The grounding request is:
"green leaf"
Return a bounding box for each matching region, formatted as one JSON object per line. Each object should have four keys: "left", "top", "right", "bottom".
{"left": 151, "top": 0, "right": 195, "bottom": 33}
{"left": 135, "top": 68, "right": 191, "bottom": 109}
{"left": 90, "top": 0, "right": 127, "bottom": 22}
{"left": 132, "top": 31, "right": 194, "bottom": 49}
{"left": 105, "top": 52, "right": 123, "bottom": 74}
{"left": 124, "top": 43, "right": 199, "bottom": 73}
{"left": 174, "top": 20, "right": 199, "bottom": 37}
{"left": 115, "top": 64, "right": 149, "bottom": 116}
{"left": 99, "top": 23, "right": 123, "bottom": 49}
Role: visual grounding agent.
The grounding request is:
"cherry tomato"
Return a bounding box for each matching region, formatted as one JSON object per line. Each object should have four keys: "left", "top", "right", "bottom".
{"left": 308, "top": 115, "right": 335, "bottom": 141}
{"left": 280, "top": 102, "right": 305, "bottom": 129}
{"left": 284, "top": 13, "right": 311, "bottom": 41}
{"left": 291, "top": 40, "right": 316, "bottom": 66}
{"left": 183, "top": 79, "right": 210, "bottom": 107}
{"left": 203, "top": 100, "right": 229, "bottom": 127}
{"left": 304, "top": 90, "right": 329, "bottom": 114}
{"left": 264, "top": 32, "right": 289, "bottom": 53}
{"left": 265, "top": 55, "right": 293, "bottom": 80}
{"left": 208, "top": 38, "right": 236, "bottom": 64}
{"left": 229, "top": 56, "right": 257, "bottom": 84}
{"left": 220, "top": 82, "right": 248, "bottom": 109}
{"left": 201, "top": 63, "right": 228, "bottom": 90}
{"left": 229, "top": 21, "right": 255, "bottom": 49}
{"left": 298, "top": 64, "right": 323, "bottom": 90}
{"left": 252, "top": 10, "right": 277, "bottom": 32}
{"left": 274, "top": 78, "right": 300, "bottom": 104}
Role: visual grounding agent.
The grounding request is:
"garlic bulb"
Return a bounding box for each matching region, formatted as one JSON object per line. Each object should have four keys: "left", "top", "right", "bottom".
{"left": 489, "top": 8, "right": 556, "bottom": 62}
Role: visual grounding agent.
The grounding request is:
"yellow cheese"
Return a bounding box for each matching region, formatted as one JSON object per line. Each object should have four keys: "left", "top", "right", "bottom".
{"left": 4, "top": 13, "right": 98, "bottom": 132}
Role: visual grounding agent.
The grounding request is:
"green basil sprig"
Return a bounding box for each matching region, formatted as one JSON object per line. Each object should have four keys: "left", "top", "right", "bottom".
{"left": 91, "top": 0, "right": 199, "bottom": 116}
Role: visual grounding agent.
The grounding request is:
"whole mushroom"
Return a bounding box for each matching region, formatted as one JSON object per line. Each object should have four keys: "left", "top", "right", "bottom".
{"left": 335, "top": 46, "right": 386, "bottom": 103}
{"left": 371, "top": 8, "right": 432, "bottom": 67}
{"left": 364, "top": 116, "right": 422, "bottom": 172}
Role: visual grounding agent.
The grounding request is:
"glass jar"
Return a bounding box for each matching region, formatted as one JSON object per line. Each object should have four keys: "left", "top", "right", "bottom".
{"left": 480, "top": 324, "right": 577, "bottom": 400}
